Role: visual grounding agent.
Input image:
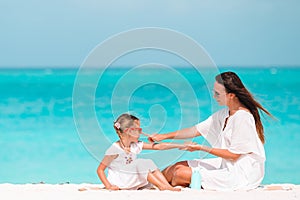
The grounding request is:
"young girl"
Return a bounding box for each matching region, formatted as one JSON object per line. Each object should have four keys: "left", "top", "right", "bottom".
{"left": 97, "top": 113, "right": 182, "bottom": 191}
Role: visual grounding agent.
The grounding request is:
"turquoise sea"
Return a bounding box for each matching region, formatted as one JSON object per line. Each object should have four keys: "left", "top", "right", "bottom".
{"left": 0, "top": 67, "right": 299, "bottom": 184}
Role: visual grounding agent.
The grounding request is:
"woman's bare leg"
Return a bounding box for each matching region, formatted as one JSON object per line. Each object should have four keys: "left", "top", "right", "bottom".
{"left": 162, "top": 161, "right": 192, "bottom": 187}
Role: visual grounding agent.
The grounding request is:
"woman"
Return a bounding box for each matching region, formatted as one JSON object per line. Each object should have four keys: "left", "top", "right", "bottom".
{"left": 149, "top": 71, "right": 272, "bottom": 191}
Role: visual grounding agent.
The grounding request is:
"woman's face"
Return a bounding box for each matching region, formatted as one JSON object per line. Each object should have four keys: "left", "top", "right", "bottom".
{"left": 213, "top": 81, "right": 228, "bottom": 106}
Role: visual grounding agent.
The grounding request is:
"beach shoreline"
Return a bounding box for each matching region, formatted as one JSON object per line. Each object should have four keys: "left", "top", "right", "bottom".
{"left": 1, "top": 183, "right": 299, "bottom": 200}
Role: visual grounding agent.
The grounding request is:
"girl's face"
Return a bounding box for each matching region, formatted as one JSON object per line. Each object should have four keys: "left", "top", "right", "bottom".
{"left": 213, "top": 81, "right": 229, "bottom": 106}
{"left": 124, "top": 120, "right": 142, "bottom": 142}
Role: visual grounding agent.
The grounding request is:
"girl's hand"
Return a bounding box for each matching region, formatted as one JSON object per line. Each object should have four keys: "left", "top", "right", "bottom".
{"left": 107, "top": 185, "right": 120, "bottom": 190}
{"left": 179, "top": 142, "right": 201, "bottom": 152}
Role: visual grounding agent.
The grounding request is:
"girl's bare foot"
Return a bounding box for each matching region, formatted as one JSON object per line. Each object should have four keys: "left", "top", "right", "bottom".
{"left": 158, "top": 186, "right": 181, "bottom": 191}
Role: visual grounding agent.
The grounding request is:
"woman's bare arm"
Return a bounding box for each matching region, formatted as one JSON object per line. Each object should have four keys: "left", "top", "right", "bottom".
{"left": 148, "top": 126, "right": 201, "bottom": 142}
{"left": 180, "top": 144, "right": 241, "bottom": 161}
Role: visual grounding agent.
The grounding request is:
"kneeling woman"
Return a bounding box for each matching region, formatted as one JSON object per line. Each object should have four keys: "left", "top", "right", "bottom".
{"left": 149, "top": 72, "right": 272, "bottom": 191}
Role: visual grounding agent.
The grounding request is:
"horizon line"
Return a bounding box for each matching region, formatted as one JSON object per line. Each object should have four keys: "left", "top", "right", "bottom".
{"left": 0, "top": 65, "right": 299, "bottom": 69}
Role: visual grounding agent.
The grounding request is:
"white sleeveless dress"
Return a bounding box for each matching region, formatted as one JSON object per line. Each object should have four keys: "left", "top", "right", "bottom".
{"left": 105, "top": 141, "right": 157, "bottom": 190}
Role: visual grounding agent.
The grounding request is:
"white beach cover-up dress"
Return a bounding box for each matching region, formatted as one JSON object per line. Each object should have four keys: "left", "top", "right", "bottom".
{"left": 188, "top": 108, "right": 266, "bottom": 191}
{"left": 105, "top": 141, "right": 157, "bottom": 190}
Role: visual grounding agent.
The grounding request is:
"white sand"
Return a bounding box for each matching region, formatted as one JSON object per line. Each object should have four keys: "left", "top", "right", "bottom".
{"left": 1, "top": 183, "right": 299, "bottom": 200}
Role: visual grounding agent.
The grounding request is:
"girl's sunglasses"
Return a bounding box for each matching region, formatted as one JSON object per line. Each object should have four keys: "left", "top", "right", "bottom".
{"left": 124, "top": 127, "right": 142, "bottom": 133}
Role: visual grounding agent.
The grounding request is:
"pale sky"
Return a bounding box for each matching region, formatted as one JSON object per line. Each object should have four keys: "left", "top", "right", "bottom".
{"left": 0, "top": 0, "right": 299, "bottom": 67}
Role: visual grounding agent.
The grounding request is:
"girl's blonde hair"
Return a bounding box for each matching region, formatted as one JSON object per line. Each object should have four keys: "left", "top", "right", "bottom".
{"left": 113, "top": 113, "right": 139, "bottom": 135}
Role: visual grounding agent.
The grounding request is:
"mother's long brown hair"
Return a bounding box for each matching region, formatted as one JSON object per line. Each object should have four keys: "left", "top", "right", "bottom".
{"left": 215, "top": 71, "right": 272, "bottom": 144}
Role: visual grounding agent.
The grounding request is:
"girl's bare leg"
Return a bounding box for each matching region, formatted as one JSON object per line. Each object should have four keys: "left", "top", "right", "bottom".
{"left": 162, "top": 161, "right": 192, "bottom": 187}
{"left": 152, "top": 170, "right": 181, "bottom": 191}
{"left": 147, "top": 170, "right": 181, "bottom": 191}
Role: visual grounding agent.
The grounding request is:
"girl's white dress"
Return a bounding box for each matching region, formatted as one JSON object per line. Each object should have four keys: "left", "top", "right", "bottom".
{"left": 188, "top": 108, "right": 266, "bottom": 191}
{"left": 105, "top": 141, "right": 157, "bottom": 190}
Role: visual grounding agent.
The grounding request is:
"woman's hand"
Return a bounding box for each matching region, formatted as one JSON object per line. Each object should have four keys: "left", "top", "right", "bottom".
{"left": 148, "top": 133, "right": 165, "bottom": 143}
